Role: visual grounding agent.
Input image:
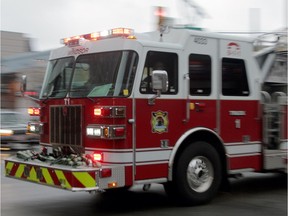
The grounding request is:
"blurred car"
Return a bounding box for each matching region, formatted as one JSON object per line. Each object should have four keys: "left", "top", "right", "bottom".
{"left": 0, "top": 110, "right": 39, "bottom": 149}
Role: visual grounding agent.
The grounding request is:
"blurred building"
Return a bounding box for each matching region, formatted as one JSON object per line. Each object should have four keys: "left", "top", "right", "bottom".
{"left": 1, "top": 31, "right": 50, "bottom": 111}
{"left": 1, "top": 31, "right": 32, "bottom": 57}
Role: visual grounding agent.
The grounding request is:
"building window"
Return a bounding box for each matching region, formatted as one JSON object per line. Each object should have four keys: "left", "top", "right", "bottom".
{"left": 189, "top": 54, "right": 211, "bottom": 96}
{"left": 140, "top": 51, "right": 178, "bottom": 94}
{"left": 222, "top": 58, "right": 250, "bottom": 96}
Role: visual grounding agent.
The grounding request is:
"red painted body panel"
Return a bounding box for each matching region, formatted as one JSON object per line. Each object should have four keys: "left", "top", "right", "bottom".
{"left": 229, "top": 155, "right": 262, "bottom": 171}
{"left": 125, "top": 166, "right": 133, "bottom": 186}
{"left": 39, "top": 97, "right": 268, "bottom": 182}
{"left": 40, "top": 98, "right": 134, "bottom": 150}
{"left": 135, "top": 99, "right": 217, "bottom": 148}
{"left": 135, "top": 163, "right": 168, "bottom": 180}
{"left": 220, "top": 100, "right": 261, "bottom": 143}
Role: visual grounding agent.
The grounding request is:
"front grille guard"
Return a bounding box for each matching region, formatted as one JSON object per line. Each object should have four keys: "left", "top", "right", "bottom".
{"left": 50, "top": 105, "right": 83, "bottom": 153}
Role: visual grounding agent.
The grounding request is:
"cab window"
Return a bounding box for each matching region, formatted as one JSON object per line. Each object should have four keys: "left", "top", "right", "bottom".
{"left": 140, "top": 51, "right": 178, "bottom": 94}
{"left": 189, "top": 54, "right": 211, "bottom": 96}
{"left": 222, "top": 58, "right": 250, "bottom": 96}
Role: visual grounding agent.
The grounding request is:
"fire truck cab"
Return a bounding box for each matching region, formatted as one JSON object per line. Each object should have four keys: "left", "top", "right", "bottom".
{"left": 5, "top": 27, "right": 287, "bottom": 205}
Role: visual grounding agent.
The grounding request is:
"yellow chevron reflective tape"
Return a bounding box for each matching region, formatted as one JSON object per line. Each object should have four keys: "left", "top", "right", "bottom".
{"left": 5, "top": 162, "right": 14, "bottom": 175}
{"left": 55, "top": 170, "right": 71, "bottom": 189}
{"left": 41, "top": 168, "right": 54, "bottom": 185}
{"left": 15, "top": 164, "right": 25, "bottom": 178}
{"left": 27, "top": 166, "right": 39, "bottom": 182}
{"left": 73, "top": 172, "right": 96, "bottom": 188}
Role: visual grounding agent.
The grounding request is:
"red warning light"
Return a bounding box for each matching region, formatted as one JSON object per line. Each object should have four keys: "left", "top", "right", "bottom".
{"left": 155, "top": 6, "right": 166, "bottom": 29}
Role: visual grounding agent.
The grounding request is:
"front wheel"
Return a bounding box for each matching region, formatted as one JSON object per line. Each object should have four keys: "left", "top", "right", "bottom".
{"left": 167, "top": 141, "right": 222, "bottom": 205}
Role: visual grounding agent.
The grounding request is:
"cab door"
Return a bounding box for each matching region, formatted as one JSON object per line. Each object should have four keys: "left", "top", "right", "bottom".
{"left": 184, "top": 36, "right": 218, "bottom": 132}
{"left": 219, "top": 40, "right": 262, "bottom": 171}
{"left": 134, "top": 49, "right": 182, "bottom": 181}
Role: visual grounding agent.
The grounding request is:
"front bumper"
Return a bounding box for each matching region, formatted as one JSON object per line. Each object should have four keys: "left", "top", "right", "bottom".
{"left": 5, "top": 156, "right": 125, "bottom": 192}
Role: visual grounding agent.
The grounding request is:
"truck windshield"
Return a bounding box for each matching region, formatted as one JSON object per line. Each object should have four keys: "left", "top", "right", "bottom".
{"left": 40, "top": 57, "right": 74, "bottom": 99}
{"left": 40, "top": 51, "right": 138, "bottom": 99}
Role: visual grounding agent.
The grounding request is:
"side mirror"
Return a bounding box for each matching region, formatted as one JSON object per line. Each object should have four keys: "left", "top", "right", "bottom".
{"left": 152, "top": 70, "right": 168, "bottom": 92}
{"left": 20, "top": 75, "right": 27, "bottom": 94}
{"left": 149, "top": 70, "right": 169, "bottom": 105}
{"left": 20, "top": 75, "right": 40, "bottom": 102}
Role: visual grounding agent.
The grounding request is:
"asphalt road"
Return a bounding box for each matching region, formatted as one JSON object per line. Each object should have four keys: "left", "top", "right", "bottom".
{"left": 1, "top": 151, "right": 287, "bottom": 216}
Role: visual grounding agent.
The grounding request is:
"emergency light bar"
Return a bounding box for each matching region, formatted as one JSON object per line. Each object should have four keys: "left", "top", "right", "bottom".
{"left": 61, "top": 27, "right": 135, "bottom": 46}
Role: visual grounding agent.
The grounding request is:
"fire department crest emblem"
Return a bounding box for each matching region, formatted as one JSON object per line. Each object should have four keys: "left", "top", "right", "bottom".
{"left": 151, "top": 111, "right": 168, "bottom": 134}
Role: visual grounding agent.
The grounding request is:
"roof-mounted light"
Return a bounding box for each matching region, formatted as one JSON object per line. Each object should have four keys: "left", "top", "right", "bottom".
{"left": 61, "top": 27, "right": 135, "bottom": 46}
{"left": 112, "top": 28, "right": 133, "bottom": 35}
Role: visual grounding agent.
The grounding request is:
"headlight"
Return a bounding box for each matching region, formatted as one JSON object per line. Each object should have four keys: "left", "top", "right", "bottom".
{"left": 27, "top": 122, "right": 42, "bottom": 134}
{"left": 86, "top": 127, "right": 102, "bottom": 136}
{"left": 0, "top": 129, "right": 14, "bottom": 136}
{"left": 86, "top": 125, "right": 125, "bottom": 139}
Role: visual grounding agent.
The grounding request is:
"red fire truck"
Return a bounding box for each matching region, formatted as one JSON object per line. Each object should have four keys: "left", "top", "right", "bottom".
{"left": 5, "top": 26, "right": 287, "bottom": 205}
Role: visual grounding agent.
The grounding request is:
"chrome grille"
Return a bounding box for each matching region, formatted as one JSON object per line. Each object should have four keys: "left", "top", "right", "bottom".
{"left": 50, "top": 106, "right": 82, "bottom": 146}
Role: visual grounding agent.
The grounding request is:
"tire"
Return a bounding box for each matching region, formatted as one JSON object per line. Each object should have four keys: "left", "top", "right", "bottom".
{"left": 168, "top": 141, "right": 222, "bottom": 205}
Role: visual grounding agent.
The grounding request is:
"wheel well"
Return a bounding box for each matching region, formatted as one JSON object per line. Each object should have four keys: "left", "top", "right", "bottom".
{"left": 172, "top": 130, "right": 229, "bottom": 191}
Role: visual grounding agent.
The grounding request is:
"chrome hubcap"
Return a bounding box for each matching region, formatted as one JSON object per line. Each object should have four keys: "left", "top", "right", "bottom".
{"left": 187, "top": 156, "right": 214, "bottom": 193}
